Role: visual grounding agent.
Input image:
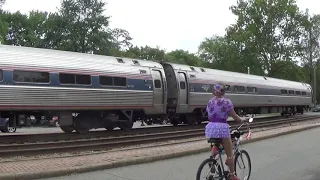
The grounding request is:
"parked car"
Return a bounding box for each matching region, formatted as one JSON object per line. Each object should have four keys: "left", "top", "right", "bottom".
{"left": 312, "top": 105, "right": 320, "bottom": 112}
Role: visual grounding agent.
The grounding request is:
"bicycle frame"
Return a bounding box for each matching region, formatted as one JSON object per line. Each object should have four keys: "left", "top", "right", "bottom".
{"left": 209, "top": 119, "right": 252, "bottom": 179}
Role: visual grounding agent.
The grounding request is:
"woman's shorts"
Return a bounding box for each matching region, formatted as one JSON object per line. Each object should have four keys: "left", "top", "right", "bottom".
{"left": 205, "top": 122, "right": 231, "bottom": 138}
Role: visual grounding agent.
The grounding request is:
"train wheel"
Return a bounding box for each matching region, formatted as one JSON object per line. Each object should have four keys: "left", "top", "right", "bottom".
{"left": 2, "top": 123, "right": 17, "bottom": 133}
{"left": 146, "top": 119, "right": 153, "bottom": 125}
{"left": 60, "top": 126, "right": 74, "bottom": 134}
{"left": 186, "top": 115, "right": 196, "bottom": 125}
{"left": 171, "top": 119, "right": 178, "bottom": 126}
{"left": 105, "top": 123, "right": 115, "bottom": 131}
{"left": 74, "top": 124, "right": 90, "bottom": 134}
{"left": 196, "top": 119, "right": 202, "bottom": 125}
{"left": 118, "top": 121, "right": 133, "bottom": 131}
{"left": 73, "top": 117, "right": 90, "bottom": 134}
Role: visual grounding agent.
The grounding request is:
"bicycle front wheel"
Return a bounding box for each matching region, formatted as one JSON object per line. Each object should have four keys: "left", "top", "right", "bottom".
{"left": 234, "top": 150, "right": 251, "bottom": 180}
{"left": 196, "top": 158, "right": 223, "bottom": 180}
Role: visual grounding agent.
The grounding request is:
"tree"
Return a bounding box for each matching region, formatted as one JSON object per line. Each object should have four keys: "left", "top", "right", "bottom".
{"left": 111, "top": 28, "right": 133, "bottom": 50}
{"left": 164, "top": 49, "right": 203, "bottom": 66}
{"left": 270, "top": 60, "right": 306, "bottom": 81}
{"left": 41, "top": 12, "right": 70, "bottom": 49}
{"left": 122, "top": 45, "right": 166, "bottom": 61}
{"left": 1, "top": 11, "right": 29, "bottom": 46}
{"left": 299, "top": 10, "right": 320, "bottom": 84}
{"left": 56, "top": 0, "right": 115, "bottom": 54}
{"left": 198, "top": 35, "right": 263, "bottom": 75}
{"left": 226, "top": 0, "right": 306, "bottom": 79}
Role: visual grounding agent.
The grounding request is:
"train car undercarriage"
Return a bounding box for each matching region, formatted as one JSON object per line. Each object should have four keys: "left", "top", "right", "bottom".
{"left": 0, "top": 104, "right": 309, "bottom": 134}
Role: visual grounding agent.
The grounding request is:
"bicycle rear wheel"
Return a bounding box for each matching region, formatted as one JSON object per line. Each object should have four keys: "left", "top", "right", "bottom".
{"left": 196, "top": 158, "right": 223, "bottom": 180}
{"left": 234, "top": 150, "right": 251, "bottom": 180}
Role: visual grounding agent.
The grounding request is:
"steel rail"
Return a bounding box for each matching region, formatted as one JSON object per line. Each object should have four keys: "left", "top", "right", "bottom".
{"left": 0, "top": 115, "right": 318, "bottom": 158}
{"left": 0, "top": 115, "right": 289, "bottom": 144}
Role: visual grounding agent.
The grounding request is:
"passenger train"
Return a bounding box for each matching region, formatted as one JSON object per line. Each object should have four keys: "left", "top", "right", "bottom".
{"left": 0, "top": 45, "right": 313, "bottom": 133}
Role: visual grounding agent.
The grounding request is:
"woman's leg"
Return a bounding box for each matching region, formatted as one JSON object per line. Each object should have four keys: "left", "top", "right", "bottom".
{"left": 222, "top": 138, "right": 237, "bottom": 178}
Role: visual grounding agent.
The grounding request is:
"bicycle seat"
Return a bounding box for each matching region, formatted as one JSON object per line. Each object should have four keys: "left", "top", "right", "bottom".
{"left": 207, "top": 138, "right": 222, "bottom": 144}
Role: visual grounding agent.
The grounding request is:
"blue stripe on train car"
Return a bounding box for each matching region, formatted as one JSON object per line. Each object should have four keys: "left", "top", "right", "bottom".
{"left": 0, "top": 70, "right": 154, "bottom": 91}
{"left": 189, "top": 83, "right": 307, "bottom": 96}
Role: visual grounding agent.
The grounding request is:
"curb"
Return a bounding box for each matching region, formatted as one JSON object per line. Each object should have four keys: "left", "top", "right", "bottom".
{"left": 1, "top": 124, "right": 320, "bottom": 180}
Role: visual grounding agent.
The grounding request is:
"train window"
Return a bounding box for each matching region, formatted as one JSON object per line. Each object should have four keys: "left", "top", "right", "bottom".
{"left": 247, "top": 86, "right": 257, "bottom": 93}
{"left": 59, "top": 73, "right": 75, "bottom": 84}
{"left": 32, "top": 71, "right": 50, "bottom": 83}
{"left": 224, "top": 85, "right": 231, "bottom": 92}
{"left": 288, "top": 90, "right": 294, "bottom": 95}
{"left": 76, "top": 75, "right": 91, "bottom": 85}
{"left": 14, "top": 70, "right": 50, "bottom": 83}
{"left": 200, "top": 68, "right": 205, "bottom": 72}
{"left": 281, "top": 89, "right": 288, "bottom": 94}
{"left": 234, "top": 85, "right": 245, "bottom": 92}
{"left": 180, "top": 82, "right": 186, "bottom": 89}
{"left": 295, "top": 91, "right": 301, "bottom": 95}
{"left": 202, "top": 84, "right": 211, "bottom": 92}
{"left": 154, "top": 80, "right": 161, "bottom": 88}
{"left": 99, "top": 76, "right": 113, "bottom": 86}
{"left": 0, "top": 69, "right": 3, "bottom": 81}
{"left": 114, "top": 77, "right": 127, "bottom": 86}
{"left": 190, "top": 67, "right": 195, "bottom": 71}
{"left": 302, "top": 91, "right": 307, "bottom": 95}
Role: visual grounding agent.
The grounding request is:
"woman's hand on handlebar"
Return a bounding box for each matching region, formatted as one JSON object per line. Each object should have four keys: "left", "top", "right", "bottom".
{"left": 241, "top": 116, "right": 251, "bottom": 123}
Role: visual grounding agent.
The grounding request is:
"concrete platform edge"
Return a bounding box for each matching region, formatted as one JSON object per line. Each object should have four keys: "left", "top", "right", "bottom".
{"left": 1, "top": 124, "right": 320, "bottom": 180}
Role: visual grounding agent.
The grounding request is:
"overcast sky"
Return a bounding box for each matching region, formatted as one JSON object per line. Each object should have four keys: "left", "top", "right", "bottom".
{"left": 2, "top": 0, "right": 320, "bottom": 53}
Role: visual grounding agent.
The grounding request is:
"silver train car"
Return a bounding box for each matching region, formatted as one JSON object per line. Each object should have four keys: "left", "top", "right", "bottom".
{"left": 163, "top": 63, "right": 312, "bottom": 125}
{"left": 0, "top": 45, "right": 312, "bottom": 133}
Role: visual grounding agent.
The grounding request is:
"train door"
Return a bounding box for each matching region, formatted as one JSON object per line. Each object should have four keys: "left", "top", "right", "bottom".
{"left": 151, "top": 70, "right": 165, "bottom": 114}
{"left": 178, "top": 72, "right": 188, "bottom": 113}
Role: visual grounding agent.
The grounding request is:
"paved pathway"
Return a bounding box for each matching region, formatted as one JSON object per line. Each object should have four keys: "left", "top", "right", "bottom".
{"left": 0, "top": 122, "right": 319, "bottom": 179}
{"left": 42, "top": 126, "right": 320, "bottom": 180}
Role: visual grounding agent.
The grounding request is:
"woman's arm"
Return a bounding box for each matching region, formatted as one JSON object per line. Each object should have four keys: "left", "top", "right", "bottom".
{"left": 230, "top": 109, "right": 243, "bottom": 123}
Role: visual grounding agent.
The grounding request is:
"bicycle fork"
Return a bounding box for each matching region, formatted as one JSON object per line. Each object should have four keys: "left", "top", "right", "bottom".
{"left": 235, "top": 150, "right": 247, "bottom": 170}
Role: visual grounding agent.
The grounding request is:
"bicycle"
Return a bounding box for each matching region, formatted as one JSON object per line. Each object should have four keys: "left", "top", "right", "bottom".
{"left": 196, "top": 115, "right": 253, "bottom": 180}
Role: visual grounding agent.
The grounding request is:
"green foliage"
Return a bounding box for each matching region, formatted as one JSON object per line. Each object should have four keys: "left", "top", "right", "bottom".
{"left": 164, "top": 49, "right": 203, "bottom": 66}
{"left": 121, "top": 45, "right": 166, "bottom": 61}
{"left": 226, "top": 0, "right": 306, "bottom": 77}
{"left": 57, "top": 0, "right": 114, "bottom": 54}
{"left": 198, "top": 35, "right": 263, "bottom": 75}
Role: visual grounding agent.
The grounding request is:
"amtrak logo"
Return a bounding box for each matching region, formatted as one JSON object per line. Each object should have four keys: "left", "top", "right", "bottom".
{"left": 202, "top": 85, "right": 210, "bottom": 92}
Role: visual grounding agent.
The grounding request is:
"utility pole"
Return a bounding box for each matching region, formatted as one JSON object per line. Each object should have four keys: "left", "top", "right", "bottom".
{"left": 314, "top": 65, "right": 317, "bottom": 104}
{"left": 247, "top": 67, "right": 250, "bottom": 74}
{"left": 309, "top": 24, "right": 313, "bottom": 87}
{"left": 308, "top": 17, "right": 316, "bottom": 104}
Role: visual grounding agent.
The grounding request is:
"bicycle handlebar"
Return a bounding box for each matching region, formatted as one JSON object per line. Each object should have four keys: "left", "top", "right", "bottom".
{"left": 231, "top": 114, "right": 254, "bottom": 138}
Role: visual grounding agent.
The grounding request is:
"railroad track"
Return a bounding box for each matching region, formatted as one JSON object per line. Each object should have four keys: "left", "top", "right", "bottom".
{"left": 0, "top": 115, "right": 286, "bottom": 144}
{"left": 0, "top": 114, "right": 319, "bottom": 158}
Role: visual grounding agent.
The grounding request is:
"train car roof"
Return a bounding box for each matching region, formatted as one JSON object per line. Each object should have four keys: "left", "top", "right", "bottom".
{"left": 164, "top": 62, "right": 311, "bottom": 91}
{"left": 0, "top": 45, "right": 164, "bottom": 70}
